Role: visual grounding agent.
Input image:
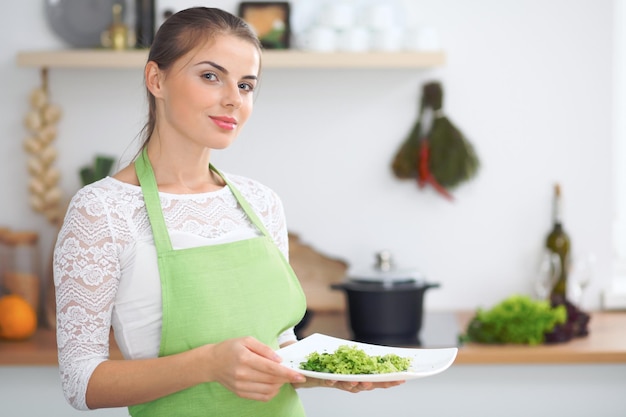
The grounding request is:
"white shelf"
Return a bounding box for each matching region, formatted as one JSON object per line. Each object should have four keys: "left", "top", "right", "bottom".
{"left": 16, "top": 49, "right": 445, "bottom": 69}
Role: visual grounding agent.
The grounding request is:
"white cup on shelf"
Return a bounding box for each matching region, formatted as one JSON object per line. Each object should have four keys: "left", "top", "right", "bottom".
{"left": 404, "top": 26, "right": 441, "bottom": 51}
{"left": 370, "top": 27, "right": 404, "bottom": 52}
{"left": 337, "top": 27, "right": 370, "bottom": 52}
{"left": 299, "top": 26, "right": 337, "bottom": 52}
{"left": 320, "top": 2, "right": 355, "bottom": 30}
{"left": 362, "top": 4, "right": 396, "bottom": 30}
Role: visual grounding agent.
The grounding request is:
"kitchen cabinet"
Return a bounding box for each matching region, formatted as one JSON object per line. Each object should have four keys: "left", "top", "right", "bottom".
{"left": 2, "top": 311, "right": 625, "bottom": 417}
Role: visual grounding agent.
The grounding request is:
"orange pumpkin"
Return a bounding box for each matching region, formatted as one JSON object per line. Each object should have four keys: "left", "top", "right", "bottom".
{"left": 0, "top": 294, "right": 38, "bottom": 340}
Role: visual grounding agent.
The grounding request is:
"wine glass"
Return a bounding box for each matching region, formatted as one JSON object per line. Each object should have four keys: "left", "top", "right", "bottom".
{"left": 534, "top": 250, "right": 561, "bottom": 300}
{"left": 569, "top": 252, "right": 596, "bottom": 309}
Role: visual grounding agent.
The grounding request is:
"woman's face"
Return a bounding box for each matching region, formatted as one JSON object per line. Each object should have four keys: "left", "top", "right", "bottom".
{"left": 154, "top": 34, "right": 260, "bottom": 150}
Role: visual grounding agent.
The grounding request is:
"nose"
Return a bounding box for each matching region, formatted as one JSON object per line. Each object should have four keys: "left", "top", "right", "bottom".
{"left": 222, "top": 83, "right": 243, "bottom": 108}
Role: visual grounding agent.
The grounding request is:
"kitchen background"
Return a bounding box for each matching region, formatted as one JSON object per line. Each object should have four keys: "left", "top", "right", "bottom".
{"left": 0, "top": 0, "right": 619, "bottom": 313}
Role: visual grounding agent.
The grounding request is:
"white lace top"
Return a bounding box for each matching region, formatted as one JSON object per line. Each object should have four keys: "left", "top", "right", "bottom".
{"left": 53, "top": 174, "right": 296, "bottom": 410}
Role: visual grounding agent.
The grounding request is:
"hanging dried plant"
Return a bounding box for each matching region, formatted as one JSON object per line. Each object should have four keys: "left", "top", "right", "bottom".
{"left": 392, "top": 81, "right": 479, "bottom": 200}
{"left": 23, "top": 69, "right": 64, "bottom": 225}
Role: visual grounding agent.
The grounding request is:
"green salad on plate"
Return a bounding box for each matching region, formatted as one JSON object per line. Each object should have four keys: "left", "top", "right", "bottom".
{"left": 300, "top": 345, "right": 412, "bottom": 375}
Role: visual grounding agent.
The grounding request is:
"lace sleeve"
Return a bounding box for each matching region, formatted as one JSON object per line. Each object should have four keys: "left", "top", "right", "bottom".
{"left": 53, "top": 186, "right": 121, "bottom": 410}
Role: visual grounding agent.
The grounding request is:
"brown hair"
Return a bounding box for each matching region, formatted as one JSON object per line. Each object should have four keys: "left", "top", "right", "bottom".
{"left": 138, "top": 7, "right": 261, "bottom": 151}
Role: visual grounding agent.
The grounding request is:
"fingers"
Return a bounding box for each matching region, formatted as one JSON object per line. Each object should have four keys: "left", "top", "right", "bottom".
{"left": 206, "top": 337, "right": 305, "bottom": 401}
{"left": 229, "top": 380, "right": 285, "bottom": 402}
{"left": 240, "top": 337, "right": 306, "bottom": 383}
{"left": 242, "top": 336, "right": 283, "bottom": 363}
{"left": 328, "top": 379, "right": 406, "bottom": 393}
{"left": 296, "top": 377, "right": 405, "bottom": 392}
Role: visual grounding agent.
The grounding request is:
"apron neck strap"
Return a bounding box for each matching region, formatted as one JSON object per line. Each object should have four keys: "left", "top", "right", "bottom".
{"left": 209, "top": 165, "right": 272, "bottom": 239}
{"left": 135, "top": 148, "right": 273, "bottom": 254}
{"left": 135, "top": 148, "right": 173, "bottom": 253}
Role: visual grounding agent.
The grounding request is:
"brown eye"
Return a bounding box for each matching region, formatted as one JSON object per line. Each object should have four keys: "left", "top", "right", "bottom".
{"left": 239, "top": 82, "right": 254, "bottom": 92}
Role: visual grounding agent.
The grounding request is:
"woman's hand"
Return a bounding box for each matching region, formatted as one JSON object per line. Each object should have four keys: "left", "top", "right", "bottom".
{"left": 293, "top": 378, "right": 405, "bottom": 392}
{"left": 203, "top": 337, "right": 306, "bottom": 402}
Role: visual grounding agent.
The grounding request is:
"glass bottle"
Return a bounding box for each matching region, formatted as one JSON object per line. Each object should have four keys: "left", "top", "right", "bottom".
{"left": 0, "top": 227, "right": 11, "bottom": 296}
{"left": 546, "top": 183, "right": 571, "bottom": 305}
{"left": 135, "top": 0, "right": 155, "bottom": 48}
{"left": 101, "top": 3, "right": 132, "bottom": 50}
{"left": 4, "top": 230, "right": 41, "bottom": 315}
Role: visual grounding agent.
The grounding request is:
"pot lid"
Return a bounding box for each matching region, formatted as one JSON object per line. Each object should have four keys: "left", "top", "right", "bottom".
{"left": 348, "top": 250, "right": 425, "bottom": 286}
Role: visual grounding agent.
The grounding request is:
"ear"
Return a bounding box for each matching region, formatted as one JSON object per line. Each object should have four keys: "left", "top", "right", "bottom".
{"left": 145, "top": 61, "right": 164, "bottom": 98}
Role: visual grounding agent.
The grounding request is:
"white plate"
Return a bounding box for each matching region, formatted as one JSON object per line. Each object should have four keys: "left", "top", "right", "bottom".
{"left": 276, "top": 333, "right": 458, "bottom": 382}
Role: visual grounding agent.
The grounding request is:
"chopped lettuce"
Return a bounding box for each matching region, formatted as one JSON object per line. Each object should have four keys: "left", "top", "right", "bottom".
{"left": 300, "top": 345, "right": 412, "bottom": 374}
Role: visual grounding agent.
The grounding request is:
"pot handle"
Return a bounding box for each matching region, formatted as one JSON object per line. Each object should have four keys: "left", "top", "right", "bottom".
{"left": 423, "top": 282, "right": 441, "bottom": 290}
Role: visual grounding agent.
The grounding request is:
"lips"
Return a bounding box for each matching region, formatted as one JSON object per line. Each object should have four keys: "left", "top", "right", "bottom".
{"left": 210, "top": 116, "right": 237, "bottom": 130}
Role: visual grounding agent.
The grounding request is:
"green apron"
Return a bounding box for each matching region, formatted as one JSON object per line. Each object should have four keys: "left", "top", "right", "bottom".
{"left": 128, "top": 149, "right": 307, "bottom": 417}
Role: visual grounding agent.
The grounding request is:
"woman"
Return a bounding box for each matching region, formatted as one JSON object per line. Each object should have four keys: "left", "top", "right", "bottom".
{"left": 53, "top": 7, "right": 403, "bottom": 416}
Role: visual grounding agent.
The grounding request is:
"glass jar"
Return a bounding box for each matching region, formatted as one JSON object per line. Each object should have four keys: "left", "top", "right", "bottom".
{"left": 0, "top": 227, "right": 11, "bottom": 296}
{"left": 4, "top": 230, "right": 40, "bottom": 314}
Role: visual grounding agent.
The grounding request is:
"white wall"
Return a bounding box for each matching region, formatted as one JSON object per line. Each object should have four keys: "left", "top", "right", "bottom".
{"left": 0, "top": 0, "right": 614, "bottom": 311}
{"left": 614, "top": 0, "right": 626, "bottom": 265}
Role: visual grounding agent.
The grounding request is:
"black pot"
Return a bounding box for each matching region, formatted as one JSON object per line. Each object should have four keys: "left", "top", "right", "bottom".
{"left": 294, "top": 309, "right": 314, "bottom": 340}
{"left": 331, "top": 280, "right": 439, "bottom": 346}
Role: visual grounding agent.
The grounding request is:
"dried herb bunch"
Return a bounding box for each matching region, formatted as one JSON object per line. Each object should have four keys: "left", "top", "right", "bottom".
{"left": 392, "top": 81, "right": 479, "bottom": 200}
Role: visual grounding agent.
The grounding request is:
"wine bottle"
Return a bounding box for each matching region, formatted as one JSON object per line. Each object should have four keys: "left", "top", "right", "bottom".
{"left": 135, "top": 0, "right": 155, "bottom": 48}
{"left": 546, "top": 183, "right": 571, "bottom": 305}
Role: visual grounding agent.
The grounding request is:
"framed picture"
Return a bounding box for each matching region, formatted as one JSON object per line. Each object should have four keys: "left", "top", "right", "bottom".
{"left": 238, "top": 2, "right": 291, "bottom": 49}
